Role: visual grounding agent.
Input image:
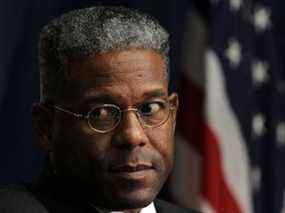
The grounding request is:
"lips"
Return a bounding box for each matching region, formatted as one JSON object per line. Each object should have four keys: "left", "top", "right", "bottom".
{"left": 110, "top": 164, "right": 154, "bottom": 173}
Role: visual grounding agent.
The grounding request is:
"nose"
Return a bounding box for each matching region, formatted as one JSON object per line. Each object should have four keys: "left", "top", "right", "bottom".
{"left": 112, "top": 110, "right": 149, "bottom": 148}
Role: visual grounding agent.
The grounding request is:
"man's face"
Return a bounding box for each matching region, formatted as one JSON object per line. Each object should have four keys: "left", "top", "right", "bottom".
{"left": 44, "top": 49, "right": 178, "bottom": 209}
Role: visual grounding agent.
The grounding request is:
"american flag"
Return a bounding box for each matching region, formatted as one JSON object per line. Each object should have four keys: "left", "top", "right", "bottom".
{"left": 169, "top": 0, "right": 285, "bottom": 212}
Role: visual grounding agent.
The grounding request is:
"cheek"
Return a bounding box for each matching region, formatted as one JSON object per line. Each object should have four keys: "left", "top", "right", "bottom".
{"left": 147, "top": 122, "right": 175, "bottom": 170}
{"left": 51, "top": 119, "right": 112, "bottom": 173}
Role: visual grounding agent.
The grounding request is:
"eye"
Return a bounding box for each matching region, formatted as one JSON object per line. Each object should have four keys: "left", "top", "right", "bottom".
{"left": 93, "top": 108, "right": 108, "bottom": 119}
{"left": 140, "top": 101, "right": 165, "bottom": 116}
{"left": 90, "top": 105, "right": 119, "bottom": 120}
{"left": 88, "top": 105, "right": 120, "bottom": 132}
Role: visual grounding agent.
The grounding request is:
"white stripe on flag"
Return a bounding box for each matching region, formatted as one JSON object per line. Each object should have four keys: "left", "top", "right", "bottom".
{"left": 205, "top": 50, "right": 253, "bottom": 213}
{"left": 200, "top": 196, "right": 216, "bottom": 213}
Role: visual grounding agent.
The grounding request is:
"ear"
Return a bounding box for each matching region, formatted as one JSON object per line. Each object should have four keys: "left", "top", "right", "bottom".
{"left": 169, "top": 93, "right": 179, "bottom": 120}
{"left": 32, "top": 103, "right": 54, "bottom": 153}
{"left": 169, "top": 93, "right": 179, "bottom": 133}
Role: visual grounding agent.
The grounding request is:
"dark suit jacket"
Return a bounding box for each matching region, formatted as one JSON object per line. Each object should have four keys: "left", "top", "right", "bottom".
{"left": 0, "top": 185, "right": 199, "bottom": 213}
{"left": 0, "top": 164, "right": 199, "bottom": 213}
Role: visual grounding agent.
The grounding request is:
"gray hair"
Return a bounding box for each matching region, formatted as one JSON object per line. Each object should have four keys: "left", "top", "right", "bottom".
{"left": 39, "top": 6, "right": 170, "bottom": 103}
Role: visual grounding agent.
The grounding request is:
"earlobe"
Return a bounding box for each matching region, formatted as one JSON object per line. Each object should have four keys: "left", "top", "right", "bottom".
{"left": 32, "top": 103, "right": 54, "bottom": 153}
{"left": 168, "top": 93, "right": 179, "bottom": 136}
{"left": 169, "top": 93, "right": 179, "bottom": 121}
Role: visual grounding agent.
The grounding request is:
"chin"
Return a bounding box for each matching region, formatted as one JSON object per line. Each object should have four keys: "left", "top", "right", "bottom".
{"left": 105, "top": 187, "right": 157, "bottom": 210}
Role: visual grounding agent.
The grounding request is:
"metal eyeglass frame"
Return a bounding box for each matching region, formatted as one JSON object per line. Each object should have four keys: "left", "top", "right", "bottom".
{"left": 50, "top": 97, "right": 176, "bottom": 133}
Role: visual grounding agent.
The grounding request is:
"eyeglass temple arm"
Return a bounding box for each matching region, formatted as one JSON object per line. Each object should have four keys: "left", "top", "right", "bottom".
{"left": 53, "top": 105, "right": 85, "bottom": 119}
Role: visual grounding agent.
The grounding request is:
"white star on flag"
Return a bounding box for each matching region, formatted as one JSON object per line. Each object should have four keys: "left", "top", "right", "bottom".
{"left": 252, "top": 113, "right": 266, "bottom": 137}
{"left": 253, "top": 5, "right": 271, "bottom": 32}
{"left": 252, "top": 60, "right": 269, "bottom": 85}
{"left": 229, "top": 0, "right": 242, "bottom": 12}
{"left": 225, "top": 38, "right": 241, "bottom": 68}
{"left": 276, "top": 123, "right": 285, "bottom": 146}
{"left": 251, "top": 167, "right": 262, "bottom": 192}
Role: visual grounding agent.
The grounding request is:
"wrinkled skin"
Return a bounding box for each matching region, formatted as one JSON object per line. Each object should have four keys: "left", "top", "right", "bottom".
{"left": 32, "top": 49, "right": 178, "bottom": 212}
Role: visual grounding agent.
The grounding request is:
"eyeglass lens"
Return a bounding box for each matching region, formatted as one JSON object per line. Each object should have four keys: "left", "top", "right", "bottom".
{"left": 88, "top": 101, "right": 170, "bottom": 132}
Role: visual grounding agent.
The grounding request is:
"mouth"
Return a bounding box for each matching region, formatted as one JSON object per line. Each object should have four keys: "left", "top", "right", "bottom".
{"left": 109, "top": 164, "right": 155, "bottom": 179}
{"left": 110, "top": 164, "right": 154, "bottom": 173}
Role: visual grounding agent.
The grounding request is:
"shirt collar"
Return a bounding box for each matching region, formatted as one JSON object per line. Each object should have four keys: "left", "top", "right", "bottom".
{"left": 94, "top": 202, "right": 157, "bottom": 213}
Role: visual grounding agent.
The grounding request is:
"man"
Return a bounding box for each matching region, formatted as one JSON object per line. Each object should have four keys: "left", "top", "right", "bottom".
{"left": 0, "top": 6, "right": 199, "bottom": 213}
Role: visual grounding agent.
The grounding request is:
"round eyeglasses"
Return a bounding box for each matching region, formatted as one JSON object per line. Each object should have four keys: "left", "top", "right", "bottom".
{"left": 50, "top": 97, "right": 176, "bottom": 133}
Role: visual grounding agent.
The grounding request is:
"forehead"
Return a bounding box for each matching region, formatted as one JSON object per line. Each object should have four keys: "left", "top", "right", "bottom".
{"left": 61, "top": 49, "right": 168, "bottom": 105}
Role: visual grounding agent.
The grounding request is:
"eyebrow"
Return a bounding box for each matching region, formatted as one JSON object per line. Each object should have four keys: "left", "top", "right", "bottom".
{"left": 81, "top": 89, "right": 167, "bottom": 106}
{"left": 142, "top": 90, "right": 167, "bottom": 99}
{"left": 80, "top": 95, "right": 116, "bottom": 106}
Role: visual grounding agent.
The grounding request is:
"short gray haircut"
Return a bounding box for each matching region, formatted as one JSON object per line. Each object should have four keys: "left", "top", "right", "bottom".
{"left": 39, "top": 6, "right": 170, "bottom": 103}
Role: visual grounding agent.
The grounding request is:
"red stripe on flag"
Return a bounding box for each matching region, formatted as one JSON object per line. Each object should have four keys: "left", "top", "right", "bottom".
{"left": 203, "top": 124, "right": 241, "bottom": 213}
{"left": 178, "top": 77, "right": 241, "bottom": 213}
